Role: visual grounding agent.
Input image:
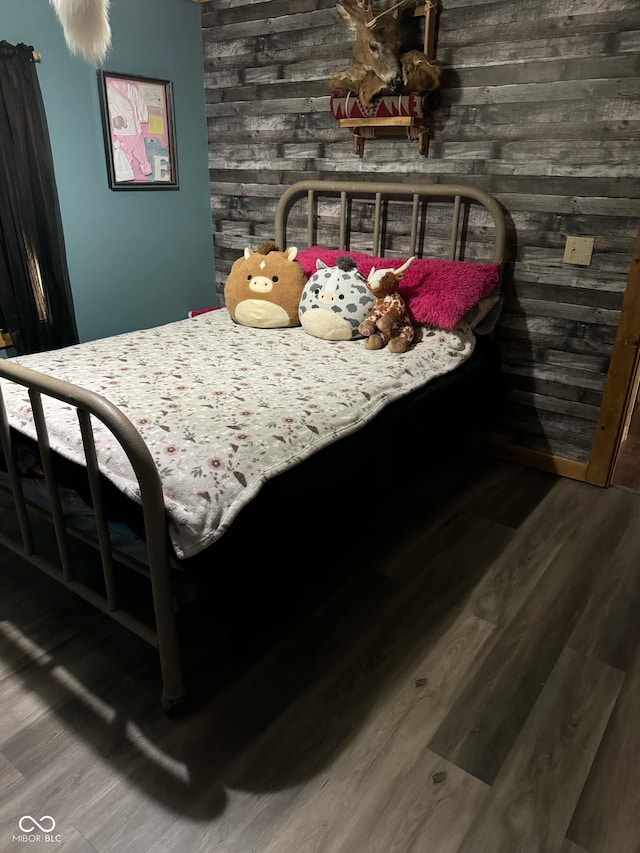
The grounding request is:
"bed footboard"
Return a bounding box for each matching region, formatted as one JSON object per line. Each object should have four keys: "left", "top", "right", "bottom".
{"left": 0, "top": 360, "right": 185, "bottom": 714}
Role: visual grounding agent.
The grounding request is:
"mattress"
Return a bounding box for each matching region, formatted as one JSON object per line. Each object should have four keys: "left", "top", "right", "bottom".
{"left": 0, "top": 310, "right": 476, "bottom": 559}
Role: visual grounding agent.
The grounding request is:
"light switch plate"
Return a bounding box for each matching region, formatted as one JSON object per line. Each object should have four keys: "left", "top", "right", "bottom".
{"left": 563, "top": 236, "right": 595, "bottom": 266}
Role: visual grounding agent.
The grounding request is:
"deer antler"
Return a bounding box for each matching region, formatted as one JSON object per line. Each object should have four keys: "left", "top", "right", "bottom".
{"left": 366, "top": 0, "right": 419, "bottom": 29}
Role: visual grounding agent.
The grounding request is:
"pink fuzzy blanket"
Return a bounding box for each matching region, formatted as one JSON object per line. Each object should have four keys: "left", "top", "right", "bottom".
{"left": 296, "top": 247, "right": 499, "bottom": 329}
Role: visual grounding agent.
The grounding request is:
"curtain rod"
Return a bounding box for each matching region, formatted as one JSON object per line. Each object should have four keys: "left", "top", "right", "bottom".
{"left": 32, "top": 52, "right": 42, "bottom": 62}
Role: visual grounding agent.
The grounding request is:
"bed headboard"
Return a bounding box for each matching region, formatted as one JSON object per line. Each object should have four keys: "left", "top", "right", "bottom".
{"left": 275, "top": 180, "right": 506, "bottom": 266}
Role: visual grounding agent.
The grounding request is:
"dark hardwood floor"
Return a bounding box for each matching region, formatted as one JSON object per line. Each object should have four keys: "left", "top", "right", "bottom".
{"left": 0, "top": 452, "right": 639, "bottom": 853}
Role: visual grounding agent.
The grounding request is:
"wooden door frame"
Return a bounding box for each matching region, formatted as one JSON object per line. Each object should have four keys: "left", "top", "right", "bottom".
{"left": 586, "top": 229, "right": 640, "bottom": 486}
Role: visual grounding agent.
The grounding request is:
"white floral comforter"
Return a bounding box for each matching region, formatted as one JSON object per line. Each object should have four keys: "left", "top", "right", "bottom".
{"left": 0, "top": 310, "right": 475, "bottom": 559}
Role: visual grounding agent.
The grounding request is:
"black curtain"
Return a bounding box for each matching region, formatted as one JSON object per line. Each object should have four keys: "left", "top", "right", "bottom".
{"left": 0, "top": 41, "right": 78, "bottom": 355}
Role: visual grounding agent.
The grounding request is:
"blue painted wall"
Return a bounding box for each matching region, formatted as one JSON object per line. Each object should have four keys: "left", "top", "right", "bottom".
{"left": 2, "top": 0, "right": 215, "bottom": 342}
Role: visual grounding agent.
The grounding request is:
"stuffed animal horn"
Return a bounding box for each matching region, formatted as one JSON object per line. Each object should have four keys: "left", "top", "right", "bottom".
{"left": 367, "top": 256, "right": 415, "bottom": 293}
{"left": 50, "top": 0, "right": 112, "bottom": 65}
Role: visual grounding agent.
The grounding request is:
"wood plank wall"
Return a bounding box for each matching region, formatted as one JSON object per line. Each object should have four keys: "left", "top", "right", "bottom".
{"left": 201, "top": 0, "right": 640, "bottom": 464}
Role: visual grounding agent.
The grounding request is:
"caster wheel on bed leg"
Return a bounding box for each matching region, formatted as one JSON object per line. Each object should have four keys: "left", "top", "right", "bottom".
{"left": 162, "top": 693, "right": 187, "bottom": 719}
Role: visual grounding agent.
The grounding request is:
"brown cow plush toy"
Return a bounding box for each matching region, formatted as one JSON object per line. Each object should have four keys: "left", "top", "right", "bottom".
{"left": 224, "top": 241, "right": 307, "bottom": 328}
{"left": 358, "top": 257, "right": 416, "bottom": 353}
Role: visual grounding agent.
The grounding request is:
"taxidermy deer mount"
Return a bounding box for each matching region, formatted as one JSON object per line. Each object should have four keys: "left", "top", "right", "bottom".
{"left": 49, "top": 0, "right": 112, "bottom": 65}
{"left": 329, "top": 0, "right": 441, "bottom": 106}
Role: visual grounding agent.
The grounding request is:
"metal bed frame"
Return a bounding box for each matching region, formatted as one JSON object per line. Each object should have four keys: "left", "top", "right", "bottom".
{"left": 275, "top": 180, "right": 505, "bottom": 263}
{"left": 0, "top": 180, "right": 506, "bottom": 715}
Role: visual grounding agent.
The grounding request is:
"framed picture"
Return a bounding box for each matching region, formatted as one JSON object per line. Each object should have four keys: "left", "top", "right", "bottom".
{"left": 97, "top": 70, "right": 179, "bottom": 190}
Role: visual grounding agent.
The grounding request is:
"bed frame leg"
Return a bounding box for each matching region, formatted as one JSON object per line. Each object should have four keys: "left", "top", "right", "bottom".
{"left": 161, "top": 690, "right": 185, "bottom": 717}
{"left": 157, "top": 638, "right": 186, "bottom": 717}
{"left": 135, "top": 461, "right": 187, "bottom": 715}
{"left": 155, "top": 595, "right": 186, "bottom": 716}
{"left": 146, "top": 531, "right": 186, "bottom": 715}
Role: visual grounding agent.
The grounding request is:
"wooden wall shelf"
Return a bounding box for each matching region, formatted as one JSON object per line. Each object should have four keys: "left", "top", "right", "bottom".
{"left": 340, "top": 116, "right": 431, "bottom": 156}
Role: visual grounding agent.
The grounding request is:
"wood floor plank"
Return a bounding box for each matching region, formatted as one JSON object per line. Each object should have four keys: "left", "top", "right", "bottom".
{"left": 0, "top": 683, "right": 183, "bottom": 853}
{"left": 378, "top": 455, "right": 518, "bottom": 584}
{"left": 465, "top": 477, "right": 600, "bottom": 626}
{"left": 0, "top": 617, "right": 155, "bottom": 750}
{"left": 1, "top": 733, "right": 184, "bottom": 853}
{"left": 0, "top": 558, "right": 102, "bottom": 683}
{"left": 219, "top": 528, "right": 509, "bottom": 796}
{"left": 477, "top": 466, "right": 559, "bottom": 529}
{"left": 561, "top": 840, "right": 591, "bottom": 853}
{"left": 0, "top": 751, "right": 25, "bottom": 799}
{"left": 1, "top": 637, "right": 161, "bottom": 783}
{"left": 255, "top": 613, "right": 494, "bottom": 853}
{"left": 70, "top": 573, "right": 405, "bottom": 853}
{"left": 380, "top": 509, "right": 513, "bottom": 590}
{"left": 428, "top": 486, "right": 636, "bottom": 785}
{"left": 567, "top": 666, "right": 640, "bottom": 853}
{"left": 0, "top": 604, "right": 232, "bottom": 853}
{"left": 422, "top": 455, "right": 526, "bottom": 524}
{"left": 456, "top": 647, "right": 622, "bottom": 853}
{"left": 332, "top": 751, "right": 488, "bottom": 853}
{"left": 142, "top": 579, "right": 498, "bottom": 853}
{"left": 72, "top": 778, "right": 192, "bottom": 853}
{"left": 567, "top": 490, "right": 640, "bottom": 671}
{"left": 69, "top": 828, "right": 100, "bottom": 853}
{"left": 0, "top": 626, "right": 175, "bottom": 853}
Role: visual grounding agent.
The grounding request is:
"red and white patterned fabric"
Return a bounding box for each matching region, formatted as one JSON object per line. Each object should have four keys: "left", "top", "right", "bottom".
{"left": 330, "top": 89, "right": 426, "bottom": 120}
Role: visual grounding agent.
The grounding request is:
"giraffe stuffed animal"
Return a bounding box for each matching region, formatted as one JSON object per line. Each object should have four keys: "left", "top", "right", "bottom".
{"left": 358, "top": 257, "right": 416, "bottom": 353}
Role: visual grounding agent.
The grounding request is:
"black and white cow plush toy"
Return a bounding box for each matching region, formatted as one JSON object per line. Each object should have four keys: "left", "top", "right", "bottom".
{"left": 298, "top": 257, "right": 376, "bottom": 341}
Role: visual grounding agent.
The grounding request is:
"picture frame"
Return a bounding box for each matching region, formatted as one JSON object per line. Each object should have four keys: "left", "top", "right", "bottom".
{"left": 97, "top": 70, "right": 179, "bottom": 190}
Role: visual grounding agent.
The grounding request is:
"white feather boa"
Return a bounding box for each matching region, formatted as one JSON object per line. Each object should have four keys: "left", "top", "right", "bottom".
{"left": 50, "top": 0, "right": 112, "bottom": 65}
